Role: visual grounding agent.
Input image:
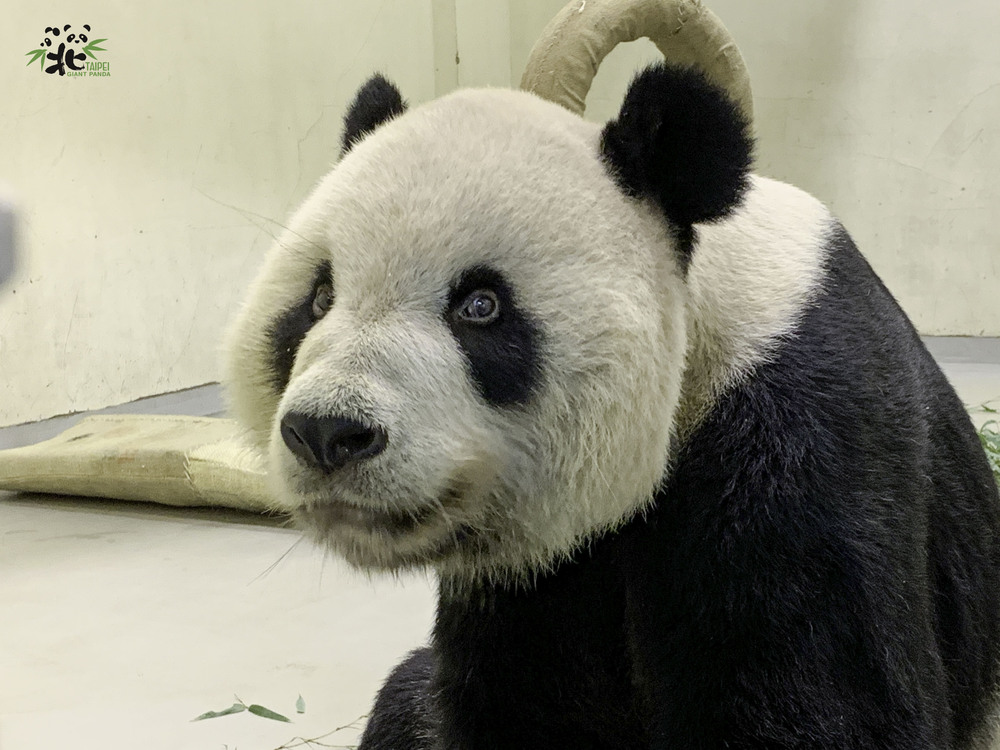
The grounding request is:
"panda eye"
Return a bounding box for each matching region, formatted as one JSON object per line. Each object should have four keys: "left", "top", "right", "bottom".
{"left": 311, "top": 283, "right": 334, "bottom": 320}
{"left": 456, "top": 289, "right": 500, "bottom": 325}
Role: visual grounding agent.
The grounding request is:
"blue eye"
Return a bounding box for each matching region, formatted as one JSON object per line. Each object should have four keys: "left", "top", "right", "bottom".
{"left": 457, "top": 289, "right": 500, "bottom": 324}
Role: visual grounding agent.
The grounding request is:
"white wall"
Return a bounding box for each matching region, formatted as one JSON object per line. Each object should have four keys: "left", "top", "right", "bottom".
{"left": 510, "top": 0, "right": 1000, "bottom": 336}
{"left": 726, "top": 1, "right": 1000, "bottom": 338}
{"left": 0, "top": 1, "right": 439, "bottom": 426}
{"left": 1, "top": 0, "right": 998, "bottom": 426}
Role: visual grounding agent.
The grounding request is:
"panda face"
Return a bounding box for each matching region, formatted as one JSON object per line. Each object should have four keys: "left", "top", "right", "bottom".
{"left": 225, "top": 67, "right": 753, "bottom": 584}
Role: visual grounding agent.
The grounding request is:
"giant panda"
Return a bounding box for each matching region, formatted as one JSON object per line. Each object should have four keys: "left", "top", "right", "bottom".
{"left": 224, "top": 63, "right": 1000, "bottom": 749}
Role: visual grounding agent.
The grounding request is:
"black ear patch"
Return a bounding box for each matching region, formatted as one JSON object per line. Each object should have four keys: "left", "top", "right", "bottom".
{"left": 341, "top": 74, "right": 407, "bottom": 156}
{"left": 600, "top": 63, "right": 753, "bottom": 247}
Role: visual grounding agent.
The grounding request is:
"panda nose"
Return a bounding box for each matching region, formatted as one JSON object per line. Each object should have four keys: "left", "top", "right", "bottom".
{"left": 280, "top": 412, "right": 388, "bottom": 473}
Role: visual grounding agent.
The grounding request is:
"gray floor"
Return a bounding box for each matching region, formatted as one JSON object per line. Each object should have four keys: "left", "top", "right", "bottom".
{"left": 1, "top": 338, "right": 999, "bottom": 750}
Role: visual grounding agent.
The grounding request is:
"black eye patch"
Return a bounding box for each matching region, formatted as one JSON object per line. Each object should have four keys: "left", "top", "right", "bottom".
{"left": 266, "top": 260, "right": 333, "bottom": 392}
{"left": 446, "top": 266, "right": 542, "bottom": 407}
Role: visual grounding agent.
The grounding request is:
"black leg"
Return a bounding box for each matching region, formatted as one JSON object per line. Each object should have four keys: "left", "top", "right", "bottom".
{"left": 359, "top": 648, "right": 437, "bottom": 750}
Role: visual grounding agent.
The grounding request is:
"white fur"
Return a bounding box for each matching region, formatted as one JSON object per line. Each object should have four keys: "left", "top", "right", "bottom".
{"left": 676, "top": 175, "right": 832, "bottom": 437}
{"left": 224, "top": 86, "right": 832, "bottom": 586}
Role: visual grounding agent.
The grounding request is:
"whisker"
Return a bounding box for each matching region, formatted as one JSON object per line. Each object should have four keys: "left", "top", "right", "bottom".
{"left": 249, "top": 535, "right": 305, "bottom": 584}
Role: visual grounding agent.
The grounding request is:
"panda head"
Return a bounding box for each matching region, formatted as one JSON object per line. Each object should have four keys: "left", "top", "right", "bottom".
{"left": 225, "top": 64, "right": 752, "bottom": 586}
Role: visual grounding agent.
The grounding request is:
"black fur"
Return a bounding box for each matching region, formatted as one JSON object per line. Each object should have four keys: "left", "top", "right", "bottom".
{"left": 359, "top": 649, "right": 437, "bottom": 749}
{"left": 616, "top": 226, "right": 1000, "bottom": 748}
{"left": 266, "top": 261, "right": 332, "bottom": 392}
{"left": 446, "top": 266, "right": 543, "bottom": 407}
{"left": 601, "top": 63, "right": 753, "bottom": 265}
{"left": 341, "top": 74, "right": 407, "bottom": 156}
{"left": 359, "top": 226, "right": 1000, "bottom": 749}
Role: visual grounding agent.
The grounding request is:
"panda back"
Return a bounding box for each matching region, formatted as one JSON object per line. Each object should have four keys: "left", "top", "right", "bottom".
{"left": 639, "top": 186, "right": 1000, "bottom": 746}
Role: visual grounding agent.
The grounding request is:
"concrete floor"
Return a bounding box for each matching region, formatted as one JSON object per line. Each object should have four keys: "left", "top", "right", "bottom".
{"left": 1, "top": 352, "right": 999, "bottom": 750}
{"left": 0, "top": 498, "right": 436, "bottom": 750}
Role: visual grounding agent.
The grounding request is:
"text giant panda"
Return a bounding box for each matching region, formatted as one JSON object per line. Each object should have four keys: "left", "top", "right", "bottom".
{"left": 224, "top": 63, "right": 1000, "bottom": 749}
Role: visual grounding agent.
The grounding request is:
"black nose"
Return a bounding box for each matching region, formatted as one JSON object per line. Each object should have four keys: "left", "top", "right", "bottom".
{"left": 280, "top": 412, "right": 388, "bottom": 473}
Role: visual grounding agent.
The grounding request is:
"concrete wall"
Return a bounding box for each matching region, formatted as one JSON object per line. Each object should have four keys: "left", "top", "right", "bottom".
{"left": 511, "top": 0, "right": 1000, "bottom": 337}
{"left": 0, "top": 1, "right": 439, "bottom": 426}
{"left": 2, "top": 0, "right": 998, "bottom": 426}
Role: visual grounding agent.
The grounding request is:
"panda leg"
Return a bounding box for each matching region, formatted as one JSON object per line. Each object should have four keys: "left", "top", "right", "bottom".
{"left": 358, "top": 647, "right": 437, "bottom": 750}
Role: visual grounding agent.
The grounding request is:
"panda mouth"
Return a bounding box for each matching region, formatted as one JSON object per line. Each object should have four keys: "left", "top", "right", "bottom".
{"left": 299, "top": 480, "right": 469, "bottom": 540}
{"left": 312, "top": 497, "right": 437, "bottom": 535}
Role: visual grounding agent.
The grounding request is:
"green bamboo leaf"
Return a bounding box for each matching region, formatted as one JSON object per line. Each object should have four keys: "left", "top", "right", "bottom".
{"left": 83, "top": 39, "right": 108, "bottom": 60}
{"left": 295, "top": 694, "right": 306, "bottom": 714}
{"left": 25, "top": 49, "right": 45, "bottom": 67}
{"left": 247, "top": 704, "right": 292, "bottom": 723}
{"left": 191, "top": 703, "right": 247, "bottom": 721}
{"left": 979, "top": 420, "right": 1000, "bottom": 486}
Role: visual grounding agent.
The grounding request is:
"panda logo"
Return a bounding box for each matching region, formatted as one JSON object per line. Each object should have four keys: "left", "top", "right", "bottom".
{"left": 224, "top": 52, "right": 1000, "bottom": 750}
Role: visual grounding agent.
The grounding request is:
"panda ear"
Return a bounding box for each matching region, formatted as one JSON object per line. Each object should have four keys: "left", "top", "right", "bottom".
{"left": 341, "top": 74, "right": 408, "bottom": 156}
{"left": 600, "top": 62, "right": 753, "bottom": 236}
